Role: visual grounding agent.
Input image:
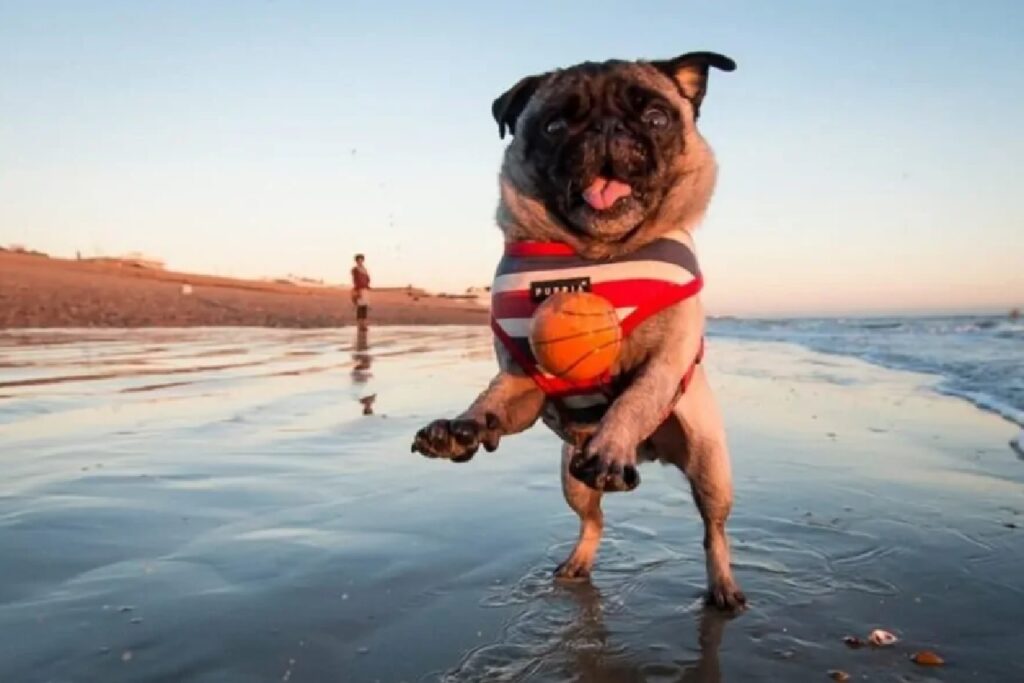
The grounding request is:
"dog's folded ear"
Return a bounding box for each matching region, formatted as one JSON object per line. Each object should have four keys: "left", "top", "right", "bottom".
{"left": 492, "top": 73, "right": 549, "bottom": 139}
{"left": 651, "top": 52, "right": 736, "bottom": 117}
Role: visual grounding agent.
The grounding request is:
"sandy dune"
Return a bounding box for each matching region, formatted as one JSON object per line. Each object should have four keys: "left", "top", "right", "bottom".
{"left": 0, "top": 251, "right": 488, "bottom": 328}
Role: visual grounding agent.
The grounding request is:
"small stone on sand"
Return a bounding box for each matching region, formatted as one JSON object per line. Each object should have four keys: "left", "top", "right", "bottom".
{"left": 911, "top": 650, "right": 945, "bottom": 666}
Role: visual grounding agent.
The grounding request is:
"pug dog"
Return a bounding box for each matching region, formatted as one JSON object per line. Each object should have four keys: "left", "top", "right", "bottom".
{"left": 411, "top": 52, "right": 744, "bottom": 610}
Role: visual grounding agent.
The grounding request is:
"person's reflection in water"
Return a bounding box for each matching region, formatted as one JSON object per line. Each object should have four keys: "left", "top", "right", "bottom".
{"left": 551, "top": 582, "right": 730, "bottom": 683}
{"left": 350, "top": 325, "right": 375, "bottom": 415}
{"left": 351, "top": 326, "right": 372, "bottom": 383}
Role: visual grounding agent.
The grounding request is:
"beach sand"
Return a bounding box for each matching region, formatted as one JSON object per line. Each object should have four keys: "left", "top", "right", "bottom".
{"left": 0, "top": 251, "right": 488, "bottom": 327}
{"left": 0, "top": 327, "right": 1021, "bottom": 682}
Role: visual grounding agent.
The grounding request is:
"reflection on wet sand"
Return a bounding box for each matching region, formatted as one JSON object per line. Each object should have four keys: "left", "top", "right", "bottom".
{"left": 351, "top": 325, "right": 373, "bottom": 383}
{"left": 351, "top": 325, "right": 375, "bottom": 415}
{"left": 0, "top": 328, "right": 1022, "bottom": 682}
{"left": 447, "top": 580, "right": 731, "bottom": 682}
{"left": 359, "top": 394, "right": 377, "bottom": 415}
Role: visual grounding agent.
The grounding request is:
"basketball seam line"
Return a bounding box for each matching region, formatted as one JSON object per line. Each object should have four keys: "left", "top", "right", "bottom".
{"left": 531, "top": 324, "right": 621, "bottom": 346}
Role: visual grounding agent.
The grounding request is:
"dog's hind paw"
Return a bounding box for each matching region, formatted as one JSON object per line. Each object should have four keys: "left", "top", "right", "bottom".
{"left": 705, "top": 582, "right": 747, "bottom": 612}
{"left": 554, "top": 558, "right": 592, "bottom": 581}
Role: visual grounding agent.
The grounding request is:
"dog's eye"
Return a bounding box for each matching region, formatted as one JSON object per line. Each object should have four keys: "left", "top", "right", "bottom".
{"left": 544, "top": 118, "right": 568, "bottom": 136}
{"left": 641, "top": 106, "right": 670, "bottom": 128}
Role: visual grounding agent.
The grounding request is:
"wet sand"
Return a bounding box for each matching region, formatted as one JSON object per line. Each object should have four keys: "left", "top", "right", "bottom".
{"left": 0, "top": 251, "right": 487, "bottom": 327}
{"left": 0, "top": 327, "right": 1021, "bottom": 682}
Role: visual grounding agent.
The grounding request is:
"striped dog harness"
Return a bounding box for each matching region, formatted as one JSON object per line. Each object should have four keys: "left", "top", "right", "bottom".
{"left": 490, "top": 230, "right": 705, "bottom": 438}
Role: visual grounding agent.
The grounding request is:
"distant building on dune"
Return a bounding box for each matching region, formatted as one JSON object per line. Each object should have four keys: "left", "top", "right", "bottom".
{"left": 5, "top": 244, "right": 49, "bottom": 257}
{"left": 279, "top": 274, "right": 330, "bottom": 287}
{"left": 114, "top": 252, "right": 165, "bottom": 270}
{"left": 467, "top": 286, "right": 491, "bottom": 307}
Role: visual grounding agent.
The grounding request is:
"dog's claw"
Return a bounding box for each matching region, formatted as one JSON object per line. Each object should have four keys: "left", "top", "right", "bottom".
{"left": 568, "top": 452, "right": 640, "bottom": 492}
{"left": 554, "top": 559, "right": 591, "bottom": 581}
{"left": 449, "top": 420, "right": 479, "bottom": 446}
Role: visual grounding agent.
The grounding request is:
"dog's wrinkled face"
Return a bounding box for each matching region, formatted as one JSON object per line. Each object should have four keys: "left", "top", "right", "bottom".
{"left": 494, "top": 52, "right": 734, "bottom": 251}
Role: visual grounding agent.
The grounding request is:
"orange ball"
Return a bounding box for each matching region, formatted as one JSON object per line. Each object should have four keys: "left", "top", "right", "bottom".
{"left": 528, "top": 291, "right": 622, "bottom": 382}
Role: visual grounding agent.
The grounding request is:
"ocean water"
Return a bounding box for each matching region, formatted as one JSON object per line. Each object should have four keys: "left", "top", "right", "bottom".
{"left": 709, "top": 315, "right": 1024, "bottom": 428}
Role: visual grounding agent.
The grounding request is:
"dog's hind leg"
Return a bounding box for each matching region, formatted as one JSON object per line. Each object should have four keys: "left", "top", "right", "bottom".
{"left": 555, "top": 443, "right": 604, "bottom": 580}
{"left": 656, "top": 366, "right": 746, "bottom": 611}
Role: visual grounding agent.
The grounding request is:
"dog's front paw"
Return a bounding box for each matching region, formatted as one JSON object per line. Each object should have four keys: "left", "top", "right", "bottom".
{"left": 569, "top": 433, "right": 640, "bottom": 492}
{"left": 410, "top": 413, "right": 500, "bottom": 463}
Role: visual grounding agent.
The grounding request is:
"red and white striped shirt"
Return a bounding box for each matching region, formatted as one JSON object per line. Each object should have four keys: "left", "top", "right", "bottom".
{"left": 491, "top": 230, "right": 704, "bottom": 435}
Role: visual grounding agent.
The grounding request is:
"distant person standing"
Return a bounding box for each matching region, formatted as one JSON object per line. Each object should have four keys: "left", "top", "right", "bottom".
{"left": 350, "top": 253, "right": 371, "bottom": 328}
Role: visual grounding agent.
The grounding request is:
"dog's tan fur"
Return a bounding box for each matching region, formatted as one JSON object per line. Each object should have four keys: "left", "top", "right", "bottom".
{"left": 412, "top": 54, "right": 744, "bottom": 610}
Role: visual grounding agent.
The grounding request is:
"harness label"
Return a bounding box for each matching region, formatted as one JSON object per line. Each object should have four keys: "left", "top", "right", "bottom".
{"left": 529, "top": 276, "right": 591, "bottom": 302}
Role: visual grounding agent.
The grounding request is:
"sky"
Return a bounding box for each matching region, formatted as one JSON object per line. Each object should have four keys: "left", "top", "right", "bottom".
{"left": 1, "top": 1, "right": 1022, "bottom": 316}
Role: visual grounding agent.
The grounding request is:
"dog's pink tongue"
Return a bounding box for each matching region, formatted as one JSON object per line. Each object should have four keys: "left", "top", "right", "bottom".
{"left": 582, "top": 177, "right": 632, "bottom": 211}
